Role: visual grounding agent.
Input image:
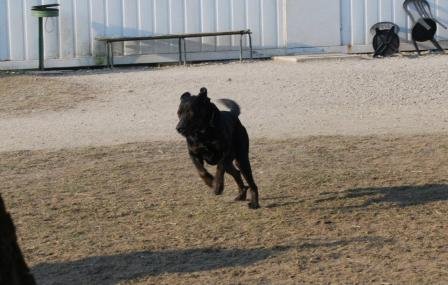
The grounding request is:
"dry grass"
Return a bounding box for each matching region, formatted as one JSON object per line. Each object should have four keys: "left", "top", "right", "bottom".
{"left": 1, "top": 135, "right": 448, "bottom": 284}
{"left": 0, "top": 74, "right": 97, "bottom": 117}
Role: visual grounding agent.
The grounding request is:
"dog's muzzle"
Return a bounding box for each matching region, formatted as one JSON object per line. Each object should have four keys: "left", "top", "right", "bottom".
{"left": 176, "top": 126, "right": 186, "bottom": 134}
{"left": 176, "top": 122, "right": 187, "bottom": 135}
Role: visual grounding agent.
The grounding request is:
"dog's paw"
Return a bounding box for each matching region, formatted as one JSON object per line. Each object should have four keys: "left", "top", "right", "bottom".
{"left": 234, "top": 193, "right": 247, "bottom": 201}
{"left": 248, "top": 201, "right": 260, "bottom": 209}
{"left": 213, "top": 186, "right": 224, "bottom": 195}
{"left": 205, "top": 180, "right": 214, "bottom": 188}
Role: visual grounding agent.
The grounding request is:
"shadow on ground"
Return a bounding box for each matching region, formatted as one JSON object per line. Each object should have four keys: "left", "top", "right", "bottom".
{"left": 297, "top": 236, "right": 394, "bottom": 250}
{"left": 316, "top": 184, "right": 448, "bottom": 209}
{"left": 32, "top": 246, "right": 289, "bottom": 285}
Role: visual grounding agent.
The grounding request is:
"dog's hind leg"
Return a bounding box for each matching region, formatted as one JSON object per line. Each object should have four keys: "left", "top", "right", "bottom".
{"left": 213, "top": 163, "right": 225, "bottom": 195}
{"left": 236, "top": 157, "right": 260, "bottom": 209}
{"left": 190, "top": 154, "right": 214, "bottom": 188}
{"left": 225, "top": 162, "right": 248, "bottom": 201}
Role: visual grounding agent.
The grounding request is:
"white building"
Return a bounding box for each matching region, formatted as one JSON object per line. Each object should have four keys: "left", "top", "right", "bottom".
{"left": 1, "top": 0, "right": 447, "bottom": 70}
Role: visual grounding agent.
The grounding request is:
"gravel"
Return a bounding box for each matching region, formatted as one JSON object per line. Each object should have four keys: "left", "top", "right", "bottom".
{"left": 1, "top": 55, "right": 448, "bottom": 151}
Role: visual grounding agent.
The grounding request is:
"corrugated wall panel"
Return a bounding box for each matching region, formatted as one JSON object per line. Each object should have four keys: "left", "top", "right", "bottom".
{"left": 24, "top": 0, "right": 40, "bottom": 60}
{"left": 216, "top": 0, "right": 232, "bottom": 50}
{"left": 123, "top": 0, "right": 139, "bottom": 55}
{"left": 351, "top": 0, "right": 365, "bottom": 45}
{"left": 341, "top": 0, "right": 351, "bottom": 45}
{"left": 8, "top": 0, "right": 26, "bottom": 60}
{"left": 438, "top": 0, "right": 448, "bottom": 39}
{"left": 232, "top": 0, "right": 247, "bottom": 48}
{"left": 75, "top": 0, "right": 91, "bottom": 56}
{"left": 201, "top": 0, "right": 217, "bottom": 51}
{"left": 90, "top": 0, "right": 106, "bottom": 59}
{"left": 261, "top": 0, "right": 278, "bottom": 48}
{"left": 0, "top": 0, "right": 9, "bottom": 61}
{"left": 185, "top": 0, "right": 202, "bottom": 52}
{"left": 154, "top": 0, "right": 170, "bottom": 53}
{"left": 276, "top": 0, "right": 285, "bottom": 48}
{"left": 393, "top": 0, "right": 409, "bottom": 40}
{"left": 42, "top": 0, "right": 59, "bottom": 59}
{"left": 107, "top": 0, "right": 124, "bottom": 55}
{"left": 2, "top": 0, "right": 448, "bottom": 69}
{"left": 59, "top": 0, "right": 75, "bottom": 59}
{"left": 247, "top": 0, "right": 262, "bottom": 47}
{"left": 366, "top": 0, "right": 380, "bottom": 43}
{"left": 380, "top": 0, "right": 393, "bottom": 21}
{"left": 139, "top": 0, "right": 155, "bottom": 54}
{"left": 0, "top": 0, "right": 281, "bottom": 66}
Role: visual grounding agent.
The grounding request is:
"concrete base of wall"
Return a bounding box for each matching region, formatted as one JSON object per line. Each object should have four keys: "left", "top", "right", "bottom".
{"left": 1, "top": 40, "right": 447, "bottom": 70}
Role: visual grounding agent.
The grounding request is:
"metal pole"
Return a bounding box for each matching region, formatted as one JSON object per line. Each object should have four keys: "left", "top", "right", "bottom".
{"left": 183, "top": 38, "right": 187, "bottom": 65}
{"left": 178, "top": 38, "right": 182, "bottom": 65}
{"left": 106, "top": 42, "right": 110, "bottom": 67}
{"left": 249, "top": 33, "right": 253, "bottom": 59}
{"left": 38, "top": 17, "right": 44, "bottom": 70}
{"left": 110, "top": 43, "right": 114, "bottom": 68}
{"left": 239, "top": 34, "right": 243, "bottom": 61}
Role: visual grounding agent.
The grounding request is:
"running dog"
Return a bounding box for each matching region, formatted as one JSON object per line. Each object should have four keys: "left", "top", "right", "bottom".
{"left": 176, "top": 87, "right": 260, "bottom": 209}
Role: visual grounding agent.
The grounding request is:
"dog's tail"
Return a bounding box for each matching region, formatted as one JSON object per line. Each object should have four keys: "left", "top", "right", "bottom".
{"left": 218, "top": 99, "right": 241, "bottom": 117}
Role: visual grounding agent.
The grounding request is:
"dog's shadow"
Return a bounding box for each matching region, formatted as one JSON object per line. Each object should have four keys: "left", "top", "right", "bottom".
{"left": 253, "top": 195, "right": 304, "bottom": 209}
{"left": 316, "top": 183, "right": 448, "bottom": 209}
{"left": 32, "top": 246, "right": 290, "bottom": 285}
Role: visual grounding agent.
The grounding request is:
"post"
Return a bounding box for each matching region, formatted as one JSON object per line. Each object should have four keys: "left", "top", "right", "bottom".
{"left": 110, "top": 43, "right": 114, "bottom": 68}
{"left": 38, "top": 17, "right": 44, "bottom": 70}
{"left": 249, "top": 32, "right": 253, "bottom": 59}
{"left": 106, "top": 42, "right": 110, "bottom": 67}
{"left": 240, "top": 34, "right": 243, "bottom": 61}
{"left": 178, "top": 38, "right": 182, "bottom": 65}
{"left": 183, "top": 38, "right": 187, "bottom": 65}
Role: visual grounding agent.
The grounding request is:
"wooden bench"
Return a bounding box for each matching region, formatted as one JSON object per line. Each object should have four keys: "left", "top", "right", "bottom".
{"left": 96, "top": 30, "right": 253, "bottom": 68}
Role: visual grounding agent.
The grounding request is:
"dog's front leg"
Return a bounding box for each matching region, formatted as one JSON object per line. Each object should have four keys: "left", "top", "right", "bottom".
{"left": 213, "top": 162, "right": 225, "bottom": 195}
{"left": 190, "top": 154, "right": 214, "bottom": 188}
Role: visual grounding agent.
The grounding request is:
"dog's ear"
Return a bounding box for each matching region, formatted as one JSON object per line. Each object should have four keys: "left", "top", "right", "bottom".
{"left": 180, "top": 92, "right": 191, "bottom": 101}
{"left": 199, "top": 87, "right": 207, "bottom": 98}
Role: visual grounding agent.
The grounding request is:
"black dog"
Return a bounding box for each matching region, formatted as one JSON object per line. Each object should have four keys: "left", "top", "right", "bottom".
{"left": 176, "top": 87, "right": 260, "bottom": 209}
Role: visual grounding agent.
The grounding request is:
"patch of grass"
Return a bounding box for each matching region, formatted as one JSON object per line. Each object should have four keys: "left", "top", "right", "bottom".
{"left": 0, "top": 75, "right": 97, "bottom": 116}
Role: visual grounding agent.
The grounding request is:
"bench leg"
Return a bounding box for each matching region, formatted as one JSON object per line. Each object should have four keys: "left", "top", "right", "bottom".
{"left": 249, "top": 33, "right": 253, "bottom": 59}
{"left": 106, "top": 42, "right": 110, "bottom": 68}
{"left": 240, "top": 34, "right": 243, "bottom": 62}
{"left": 110, "top": 43, "right": 114, "bottom": 68}
{"left": 183, "top": 38, "right": 187, "bottom": 65}
{"left": 178, "top": 38, "right": 182, "bottom": 65}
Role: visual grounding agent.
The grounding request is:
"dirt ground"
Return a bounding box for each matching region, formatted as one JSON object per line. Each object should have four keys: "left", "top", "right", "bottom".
{"left": 1, "top": 56, "right": 448, "bottom": 284}
{"left": 0, "top": 74, "right": 97, "bottom": 117}
{"left": 1, "top": 135, "right": 448, "bottom": 284}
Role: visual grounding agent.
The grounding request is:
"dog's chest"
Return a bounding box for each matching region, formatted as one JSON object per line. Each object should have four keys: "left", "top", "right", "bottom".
{"left": 188, "top": 139, "right": 223, "bottom": 165}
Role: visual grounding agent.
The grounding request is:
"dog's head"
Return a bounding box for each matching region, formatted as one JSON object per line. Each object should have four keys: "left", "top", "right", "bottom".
{"left": 176, "top": 87, "right": 218, "bottom": 136}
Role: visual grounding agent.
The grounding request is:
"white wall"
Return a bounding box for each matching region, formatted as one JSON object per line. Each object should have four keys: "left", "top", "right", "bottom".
{"left": 286, "top": 0, "right": 341, "bottom": 48}
{"left": 1, "top": 0, "right": 448, "bottom": 69}
{"left": 0, "top": 0, "right": 285, "bottom": 69}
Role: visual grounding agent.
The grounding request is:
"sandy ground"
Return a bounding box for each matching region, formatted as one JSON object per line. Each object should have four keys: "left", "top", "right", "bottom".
{"left": 1, "top": 55, "right": 448, "bottom": 151}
